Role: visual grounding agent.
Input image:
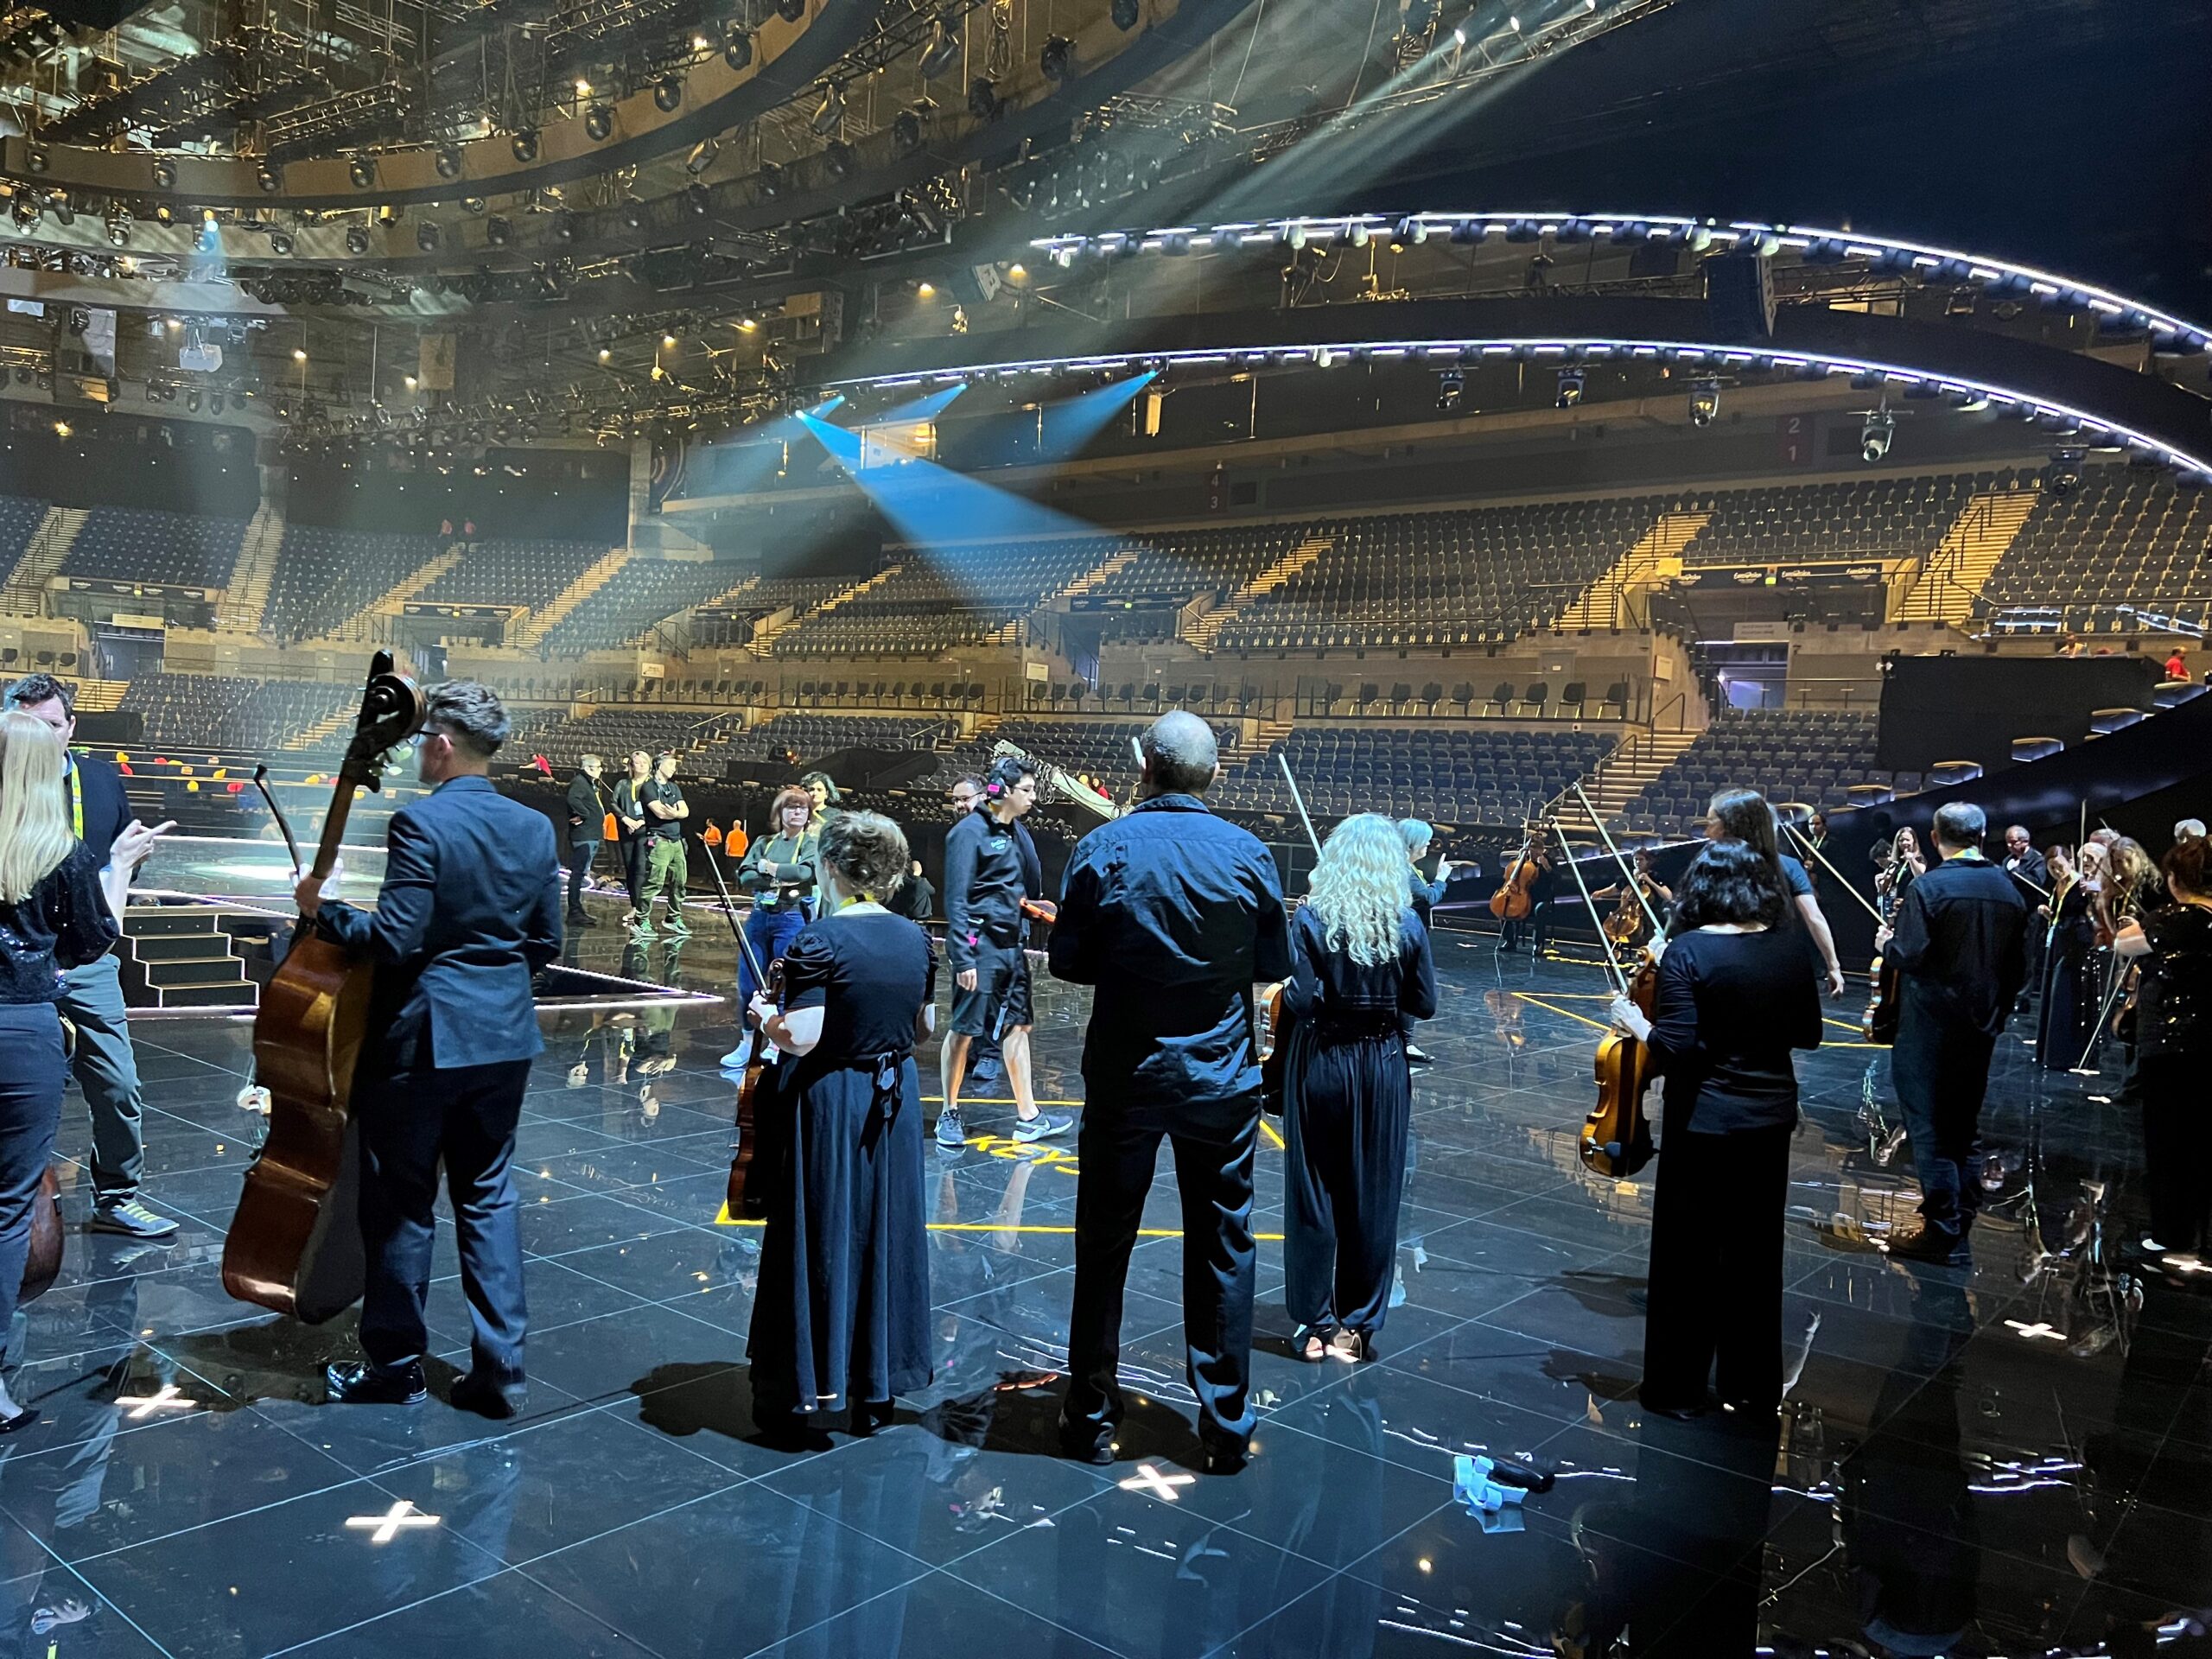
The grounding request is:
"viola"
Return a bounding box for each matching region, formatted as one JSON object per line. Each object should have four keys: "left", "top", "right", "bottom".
{"left": 1862, "top": 950, "right": 1902, "bottom": 1045}
{"left": 1583, "top": 951, "right": 1657, "bottom": 1179}
{"left": 1255, "top": 980, "right": 1289, "bottom": 1116}
{"left": 223, "top": 652, "right": 425, "bottom": 1320}
{"left": 731, "top": 958, "right": 782, "bottom": 1220}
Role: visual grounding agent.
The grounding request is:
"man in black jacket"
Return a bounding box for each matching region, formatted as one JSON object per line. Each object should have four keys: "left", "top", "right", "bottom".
{"left": 1877, "top": 802, "right": 2028, "bottom": 1266}
{"left": 5, "top": 673, "right": 179, "bottom": 1240}
{"left": 563, "top": 753, "right": 605, "bottom": 927}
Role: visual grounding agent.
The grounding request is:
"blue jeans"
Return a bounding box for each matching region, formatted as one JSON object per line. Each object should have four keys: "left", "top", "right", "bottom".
{"left": 0, "top": 1006, "right": 67, "bottom": 1351}
{"left": 741, "top": 906, "right": 807, "bottom": 1007}
{"left": 58, "top": 954, "right": 146, "bottom": 1206}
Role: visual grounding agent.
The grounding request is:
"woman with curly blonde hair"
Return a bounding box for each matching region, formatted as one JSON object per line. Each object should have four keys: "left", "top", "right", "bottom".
{"left": 1281, "top": 812, "right": 1436, "bottom": 1362}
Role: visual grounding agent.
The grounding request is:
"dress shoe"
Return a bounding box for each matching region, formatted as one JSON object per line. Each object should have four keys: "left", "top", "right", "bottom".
{"left": 1199, "top": 1437, "right": 1251, "bottom": 1476}
{"left": 324, "top": 1361, "right": 427, "bottom": 1406}
{"left": 567, "top": 910, "right": 595, "bottom": 929}
{"left": 450, "top": 1370, "right": 528, "bottom": 1419}
{"left": 1637, "top": 1387, "right": 1719, "bottom": 1421}
{"left": 1056, "top": 1413, "right": 1116, "bottom": 1465}
{"left": 1883, "top": 1222, "right": 1972, "bottom": 1268}
{"left": 1404, "top": 1043, "right": 1434, "bottom": 1065}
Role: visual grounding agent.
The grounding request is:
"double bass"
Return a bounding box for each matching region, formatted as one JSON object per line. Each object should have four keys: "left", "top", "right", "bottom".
{"left": 222, "top": 652, "right": 425, "bottom": 1320}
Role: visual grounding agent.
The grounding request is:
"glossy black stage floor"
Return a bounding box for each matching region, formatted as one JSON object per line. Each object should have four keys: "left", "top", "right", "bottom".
{"left": 8, "top": 905, "right": 2209, "bottom": 1658}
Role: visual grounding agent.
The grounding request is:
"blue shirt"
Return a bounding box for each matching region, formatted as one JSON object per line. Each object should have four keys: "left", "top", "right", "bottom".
{"left": 1049, "top": 793, "right": 1294, "bottom": 1127}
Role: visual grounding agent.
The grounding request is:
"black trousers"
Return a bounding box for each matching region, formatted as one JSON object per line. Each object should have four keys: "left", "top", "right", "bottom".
{"left": 357, "top": 1059, "right": 531, "bottom": 1377}
{"left": 2133, "top": 1055, "right": 2212, "bottom": 1252}
{"left": 0, "top": 1006, "right": 65, "bottom": 1360}
{"left": 1642, "top": 1121, "right": 1793, "bottom": 1414}
{"left": 1892, "top": 1005, "right": 1997, "bottom": 1236}
{"left": 619, "top": 837, "right": 646, "bottom": 912}
{"left": 1065, "top": 1109, "right": 1258, "bottom": 1453}
{"left": 566, "top": 837, "right": 600, "bottom": 913}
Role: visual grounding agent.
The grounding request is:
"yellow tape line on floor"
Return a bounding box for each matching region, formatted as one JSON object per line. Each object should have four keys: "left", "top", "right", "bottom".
{"left": 713, "top": 1205, "right": 1284, "bottom": 1240}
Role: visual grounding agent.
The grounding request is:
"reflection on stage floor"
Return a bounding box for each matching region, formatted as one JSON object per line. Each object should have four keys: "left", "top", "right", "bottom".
{"left": 9, "top": 901, "right": 2209, "bottom": 1657}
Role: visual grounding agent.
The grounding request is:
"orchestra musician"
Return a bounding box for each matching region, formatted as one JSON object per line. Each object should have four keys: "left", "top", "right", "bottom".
{"left": 305, "top": 683, "right": 563, "bottom": 1415}
{"left": 723, "top": 786, "right": 818, "bottom": 1071}
{"left": 562, "top": 753, "right": 605, "bottom": 928}
{"left": 2113, "top": 836, "right": 2212, "bottom": 1268}
{"left": 2001, "top": 823, "right": 2046, "bottom": 1009}
{"left": 1396, "top": 817, "right": 1450, "bottom": 1064}
{"left": 1282, "top": 815, "right": 1437, "bottom": 1363}
{"left": 745, "top": 810, "right": 937, "bottom": 1443}
{"left": 1049, "top": 711, "right": 1293, "bottom": 1473}
{"left": 1704, "top": 788, "right": 1847, "bottom": 996}
{"left": 1494, "top": 824, "right": 1555, "bottom": 956}
{"left": 1592, "top": 849, "right": 1674, "bottom": 963}
{"left": 800, "top": 770, "right": 841, "bottom": 836}
{"left": 1607, "top": 839, "right": 1821, "bottom": 1418}
{"left": 1874, "top": 803, "right": 2028, "bottom": 1267}
{"left": 937, "top": 755, "right": 1071, "bottom": 1148}
{"left": 2037, "top": 842, "right": 2101, "bottom": 1071}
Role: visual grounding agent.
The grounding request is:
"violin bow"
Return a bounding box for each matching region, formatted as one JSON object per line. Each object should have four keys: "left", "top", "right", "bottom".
{"left": 251, "top": 764, "right": 304, "bottom": 887}
{"left": 1781, "top": 817, "right": 1887, "bottom": 928}
{"left": 698, "top": 839, "right": 771, "bottom": 993}
{"left": 1570, "top": 783, "right": 1667, "bottom": 944}
{"left": 1277, "top": 751, "right": 1325, "bottom": 861}
{"left": 1550, "top": 825, "right": 1630, "bottom": 997}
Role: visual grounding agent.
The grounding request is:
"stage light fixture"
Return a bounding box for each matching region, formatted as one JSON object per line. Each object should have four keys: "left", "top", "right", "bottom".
{"left": 269, "top": 227, "right": 294, "bottom": 255}
{"left": 1688, "top": 380, "right": 1720, "bottom": 426}
{"left": 1395, "top": 217, "right": 1428, "bottom": 245}
{"left": 345, "top": 223, "right": 371, "bottom": 254}
{"left": 25, "top": 144, "right": 48, "bottom": 174}
{"left": 823, "top": 140, "right": 852, "bottom": 179}
{"left": 152, "top": 202, "right": 175, "bottom": 226}
{"left": 348, "top": 155, "right": 375, "bottom": 188}
{"left": 511, "top": 129, "right": 539, "bottom": 162}
{"left": 918, "top": 21, "right": 961, "bottom": 77}
{"left": 210, "top": 391, "right": 224, "bottom": 413}
{"left": 1111, "top": 0, "right": 1141, "bottom": 27}
{"left": 776, "top": 0, "right": 804, "bottom": 19}
{"left": 683, "top": 183, "right": 709, "bottom": 217}
{"left": 967, "top": 77, "right": 1000, "bottom": 119}
{"left": 685, "top": 136, "right": 720, "bottom": 175}
{"left": 584, "top": 104, "right": 613, "bottom": 141}
{"left": 1040, "top": 35, "right": 1074, "bottom": 80}
{"left": 622, "top": 198, "right": 647, "bottom": 229}
{"left": 552, "top": 209, "right": 576, "bottom": 241}
{"left": 151, "top": 157, "right": 177, "bottom": 188}
{"left": 1436, "top": 370, "right": 1463, "bottom": 410}
{"left": 65, "top": 307, "right": 88, "bottom": 337}
{"left": 48, "top": 195, "right": 73, "bottom": 226}
{"left": 810, "top": 83, "right": 844, "bottom": 134}
{"left": 654, "top": 74, "right": 683, "bottom": 111}
{"left": 1556, "top": 369, "right": 1584, "bottom": 408}
{"left": 725, "top": 25, "right": 753, "bottom": 68}
{"left": 485, "top": 213, "right": 512, "bottom": 245}
{"left": 417, "top": 220, "right": 440, "bottom": 251}
{"left": 892, "top": 109, "right": 925, "bottom": 155}
{"left": 756, "top": 162, "right": 784, "bottom": 199}
{"left": 461, "top": 196, "right": 486, "bottom": 215}
{"left": 10, "top": 197, "right": 40, "bottom": 231}
{"left": 186, "top": 389, "right": 201, "bottom": 412}
{"left": 105, "top": 213, "right": 130, "bottom": 247}
{"left": 1860, "top": 410, "right": 1896, "bottom": 462}
{"left": 435, "top": 146, "right": 463, "bottom": 179}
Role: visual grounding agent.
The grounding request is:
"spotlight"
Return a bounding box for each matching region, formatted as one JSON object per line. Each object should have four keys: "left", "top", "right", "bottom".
{"left": 511, "top": 128, "right": 539, "bottom": 162}
{"left": 1860, "top": 410, "right": 1896, "bottom": 463}
{"left": 435, "top": 146, "right": 463, "bottom": 179}
{"left": 776, "top": 0, "right": 804, "bottom": 20}
{"left": 185, "top": 389, "right": 200, "bottom": 412}
{"left": 1040, "top": 35, "right": 1074, "bottom": 80}
{"left": 724, "top": 25, "right": 753, "bottom": 68}
{"left": 621, "top": 198, "right": 647, "bottom": 229}
{"left": 1111, "top": 0, "right": 1141, "bottom": 27}
{"left": 65, "top": 307, "right": 89, "bottom": 337}
{"left": 653, "top": 73, "right": 683, "bottom": 111}
{"left": 755, "top": 162, "right": 783, "bottom": 200}
{"left": 461, "top": 195, "right": 486, "bottom": 214}
{"left": 49, "top": 195, "right": 73, "bottom": 226}
{"left": 417, "top": 220, "right": 441, "bottom": 251}
{"left": 485, "top": 213, "right": 512, "bottom": 245}
{"left": 345, "top": 223, "right": 371, "bottom": 255}
{"left": 583, "top": 104, "right": 613, "bottom": 142}
{"left": 1395, "top": 217, "right": 1428, "bottom": 245}
{"left": 105, "top": 213, "right": 130, "bottom": 247}
{"left": 152, "top": 157, "right": 177, "bottom": 188}
{"left": 26, "top": 143, "right": 48, "bottom": 174}
{"left": 684, "top": 136, "right": 719, "bottom": 175}
{"left": 1688, "top": 380, "right": 1720, "bottom": 427}
{"left": 683, "top": 183, "right": 709, "bottom": 218}
{"left": 967, "top": 77, "right": 1000, "bottom": 120}
{"left": 10, "top": 196, "right": 39, "bottom": 230}
{"left": 348, "top": 155, "right": 375, "bottom": 189}
{"left": 152, "top": 202, "right": 175, "bottom": 226}
{"left": 891, "top": 108, "right": 925, "bottom": 155}
{"left": 810, "top": 83, "right": 844, "bottom": 135}
{"left": 210, "top": 391, "right": 224, "bottom": 414}
{"left": 823, "top": 139, "right": 852, "bottom": 179}
{"left": 1555, "top": 369, "right": 1584, "bottom": 408}
{"left": 552, "top": 209, "right": 576, "bottom": 241}
{"left": 1436, "top": 371, "right": 1464, "bottom": 411}
{"left": 269, "top": 227, "right": 295, "bottom": 255}
{"left": 918, "top": 21, "right": 961, "bottom": 77}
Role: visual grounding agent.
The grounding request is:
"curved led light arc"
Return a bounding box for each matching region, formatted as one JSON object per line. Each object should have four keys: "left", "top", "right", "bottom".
{"left": 817, "top": 334, "right": 2212, "bottom": 481}
{"left": 1027, "top": 213, "right": 2212, "bottom": 354}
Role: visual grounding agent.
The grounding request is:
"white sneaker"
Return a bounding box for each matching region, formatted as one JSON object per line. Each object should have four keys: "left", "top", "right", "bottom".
{"left": 720, "top": 1037, "right": 752, "bottom": 1071}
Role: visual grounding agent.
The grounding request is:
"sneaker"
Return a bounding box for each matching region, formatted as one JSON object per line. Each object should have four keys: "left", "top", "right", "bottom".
{"left": 969, "top": 1057, "right": 1003, "bottom": 1084}
{"left": 1405, "top": 1043, "right": 1434, "bottom": 1065}
{"left": 566, "top": 910, "right": 595, "bottom": 929}
{"left": 324, "top": 1360, "right": 428, "bottom": 1406}
{"left": 1011, "top": 1113, "right": 1073, "bottom": 1144}
{"left": 664, "top": 918, "right": 693, "bottom": 938}
{"left": 935, "top": 1106, "right": 966, "bottom": 1149}
{"left": 720, "top": 1039, "right": 753, "bottom": 1071}
{"left": 89, "top": 1200, "right": 178, "bottom": 1240}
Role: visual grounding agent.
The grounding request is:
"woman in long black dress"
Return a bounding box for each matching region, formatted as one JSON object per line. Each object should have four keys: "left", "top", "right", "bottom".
{"left": 746, "top": 810, "right": 937, "bottom": 1440}
{"left": 2037, "top": 843, "right": 2099, "bottom": 1071}
{"left": 1281, "top": 812, "right": 1438, "bottom": 1363}
{"left": 1609, "top": 840, "right": 1821, "bottom": 1418}
{"left": 2113, "top": 836, "right": 2212, "bottom": 1265}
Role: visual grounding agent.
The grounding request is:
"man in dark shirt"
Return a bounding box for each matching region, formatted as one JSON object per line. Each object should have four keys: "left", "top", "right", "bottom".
{"left": 1877, "top": 801, "right": 2028, "bottom": 1266}
{"left": 1049, "top": 711, "right": 1294, "bottom": 1472}
{"left": 4, "top": 673, "right": 179, "bottom": 1240}
{"left": 636, "top": 751, "right": 690, "bottom": 940}
{"left": 611, "top": 750, "right": 652, "bottom": 937}
{"left": 1999, "top": 823, "right": 2049, "bottom": 1011}
{"left": 563, "top": 753, "right": 605, "bottom": 928}
{"left": 938, "top": 756, "right": 1069, "bottom": 1147}
{"left": 302, "top": 682, "right": 562, "bottom": 1415}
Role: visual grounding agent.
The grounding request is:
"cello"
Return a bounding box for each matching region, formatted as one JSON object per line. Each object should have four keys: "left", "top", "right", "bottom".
{"left": 1489, "top": 825, "right": 1541, "bottom": 920}
{"left": 1257, "top": 749, "right": 1327, "bottom": 1115}
{"left": 223, "top": 652, "right": 425, "bottom": 1320}
{"left": 1555, "top": 816, "right": 1656, "bottom": 1179}
{"left": 1781, "top": 817, "right": 1898, "bottom": 1044}
{"left": 702, "top": 839, "right": 775, "bottom": 1218}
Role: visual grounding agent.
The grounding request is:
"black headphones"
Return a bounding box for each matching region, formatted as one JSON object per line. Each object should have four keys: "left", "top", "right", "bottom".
{"left": 984, "top": 756, "right": 1030, "bottom": 799}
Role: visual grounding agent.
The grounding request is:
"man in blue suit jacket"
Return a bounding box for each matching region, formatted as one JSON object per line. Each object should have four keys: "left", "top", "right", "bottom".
{"left": 295, "top": 681, "right": 563, "bottom": 1415}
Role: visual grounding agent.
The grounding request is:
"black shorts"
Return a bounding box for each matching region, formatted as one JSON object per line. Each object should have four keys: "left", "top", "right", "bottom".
{"left": 951, "top": 944, "right": 1032, "bottom": 1039}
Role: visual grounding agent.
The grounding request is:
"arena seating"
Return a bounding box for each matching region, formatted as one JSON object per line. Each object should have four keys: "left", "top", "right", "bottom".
{"left": 118, "top": 673, "right": 359, "bottom": 758}
{"left": 1674, "top": 472, "right": 1992, "bottom": 564}
{"left": 507, "top": 707, "right": 743, "bottom": 772}
{"left": 1618, "top": 709, "right": 1890, "bottom": 833}
{"left": 1213, "top": 499, "right": 1665, "bottom": 652}
{"left": 0, "top": 493, "right": 47, "bottom": 589}
{"left": 982, "top": 718, "right": 1237, "bottom": 793}
{"left": 690, "top": 712, "right": 955, "bottom": 777}
{"left": 539, "top": 560, "right": 741, "bottom": 654}
{"left": 266, "top": 526, "right": 441, "bottom": 642}
{"left": 1212, "top": 726, "right": 1618, "bottom": 823}
{"left": 63, "top": 506, "right": 248, "bottom": 588}
{"left": 771, "top": 539, "right": 1108, "bottom": 656}
{"left": 1981, "top": 473, "right": 2212, "bottom": 633}
{"left": 416, "top": 537, "right": 609, "bottom": 614}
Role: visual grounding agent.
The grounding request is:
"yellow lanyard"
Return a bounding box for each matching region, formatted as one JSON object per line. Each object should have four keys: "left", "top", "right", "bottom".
{"left": 66, "top": 761, "right": 83, "bottom": 839}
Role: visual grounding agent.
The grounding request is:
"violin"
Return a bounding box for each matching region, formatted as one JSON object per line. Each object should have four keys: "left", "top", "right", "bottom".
{"left": 1862, "top": 951, "right": 1902, "bottom": 1045}
{"left": 1490, "top": 830, "right": 1540, "bottom": 920}
{"left": 1256, "top": 980, "right": 1288, "bottom": 1116}
{"left": 224, "top": 652, "right": 425, "bottom": 1320}
{"left": 1585, "top": 951, "right": 1656, "bottom": 1179}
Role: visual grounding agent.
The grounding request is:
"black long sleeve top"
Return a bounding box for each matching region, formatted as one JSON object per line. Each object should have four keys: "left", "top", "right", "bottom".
{"left": 1, "top": 840, "right": 120, "bottom": 1004}
{"left": 1889, "top": 854, "right": 2029, "bottom": 1037}
{"left": 1645, "top": 926, "right": 1823, "bottom": 1134}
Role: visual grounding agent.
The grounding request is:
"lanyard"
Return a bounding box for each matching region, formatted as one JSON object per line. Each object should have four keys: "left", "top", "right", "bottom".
{"left": 66, "top": 762, "right": 83, "bottom": 840}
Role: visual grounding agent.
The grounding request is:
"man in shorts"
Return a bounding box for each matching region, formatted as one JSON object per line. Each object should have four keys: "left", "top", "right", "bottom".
{"left": 937, "top": 755, "right": 1071, "bottom": 1149}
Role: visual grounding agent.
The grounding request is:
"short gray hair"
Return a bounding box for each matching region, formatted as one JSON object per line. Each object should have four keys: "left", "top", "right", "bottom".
{"left": 1141, "top": 710, "right": 1217, "bottom": 795}
{"left": 423, "top": 680, "right": 511, "bottom": 759}
{"left": 1931, "top": 801, "right": 1986, "bottom": 849}
{"left": 1398, "top": 818, "right": 1433, "bottom": 855}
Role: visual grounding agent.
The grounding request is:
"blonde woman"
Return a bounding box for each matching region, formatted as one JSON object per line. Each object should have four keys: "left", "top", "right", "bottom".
{"left": 1281, "top": 813, "right": 1437, "bottom": 1363}
{"left": 0, "top": 713, "right": 141, "bottom": 1429}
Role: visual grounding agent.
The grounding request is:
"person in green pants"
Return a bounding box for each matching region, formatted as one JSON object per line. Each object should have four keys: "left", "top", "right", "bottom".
{"left": 636, "top": 751, "right": 691, "bottom": 941}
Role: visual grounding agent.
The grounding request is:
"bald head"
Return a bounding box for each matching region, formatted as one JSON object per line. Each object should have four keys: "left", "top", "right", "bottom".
{"left": 1141, "top": 710, "right": 1220, "bottom": 798}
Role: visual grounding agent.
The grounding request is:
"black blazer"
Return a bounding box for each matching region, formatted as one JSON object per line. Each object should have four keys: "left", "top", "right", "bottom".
{"left": 1891, "top": 855, "right": 2029, "bottom": 1037}
{"left": 317, "top": 774, "right": 563, "bottom": 1072}
{"left": 564, "top": 772, "right": 604, "bottom": 844}
{"left": 64, "top": 751, "right": 132, "bottom": 860}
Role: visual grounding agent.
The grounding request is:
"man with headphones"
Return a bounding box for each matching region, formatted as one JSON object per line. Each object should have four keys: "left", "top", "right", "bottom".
{"left": 937, "top": 754, "right": 1071, "bottom": 1149}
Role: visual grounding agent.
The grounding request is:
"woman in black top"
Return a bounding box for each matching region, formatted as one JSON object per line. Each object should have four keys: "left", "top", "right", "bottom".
{"left": 2113, "top": 836, "right": 2212, "bottom": 1265}
{"left": 746, "top": 810, "right": 938, "bottom": 1441}
{"left": 1610, "top": 840, "right": 1822, "bottom": 1418}
{"left": 2037, "top": 843, "right": 2100, "bottom": 1071}
{"left": 0, "top": 712, "right": 129, "bottom": 1429}
{"left": 1281, "top": 813, "right": 1438, "bottom": 1362}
